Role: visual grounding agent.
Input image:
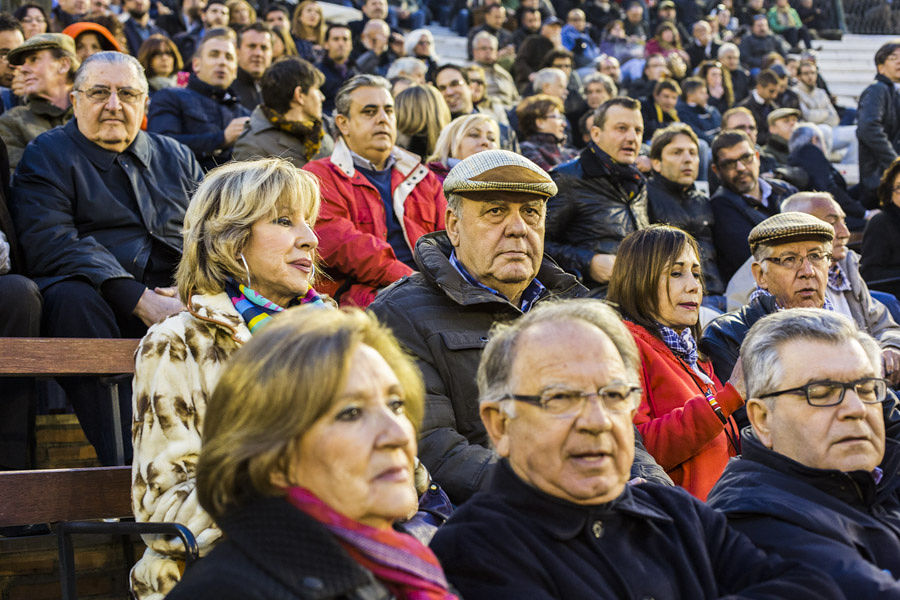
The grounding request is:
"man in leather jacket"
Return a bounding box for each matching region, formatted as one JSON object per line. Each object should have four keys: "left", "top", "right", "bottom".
{"left": 857, "top": 41, "right": 900, "bottom": 207}
{"left": 370, "top": 149, "right": 671, "bottom": 503}
{"left": 708, "top": 309, "right": 900, "bottom": 599}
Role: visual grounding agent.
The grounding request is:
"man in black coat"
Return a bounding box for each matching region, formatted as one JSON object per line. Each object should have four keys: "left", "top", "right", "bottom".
{"left": 708, "top": 309, "right": 900, "bottom": 599}
{"left": 736, "top": 69, "right": 781, "bottom": 146}
{"left": 316, "top": 24, "right": 358, "bottom": 116}
{"left": 647, "top": 123, "right": 725, "bottom": 297}
{"left": 547, "top": 97, "right": 650, "bottom": 294}
{"left": 10, "top": 53, "right": 203, "bottom": 465}
{"left": 369, "top": 149, "right": 670, "bottom": 503}
{"left": 709, "top": 130, "right": 796, "bottom": 281}
{"left": 148, "top": 29, "right": 250, "bottom": 171}
{"left": 431, "top": 298, "right": 844, "bottom": 600}
{"left": 231, "top": 22, "right": 273, "bottom": 111}
{"left": 858, "top": 41, "right": 900, "bottom": 207}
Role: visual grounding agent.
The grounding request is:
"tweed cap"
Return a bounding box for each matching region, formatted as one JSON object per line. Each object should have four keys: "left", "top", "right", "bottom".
{"left": 767, "top": 107, "right": 801, "bottom": 126}
{"left": 443, "top": 149, "right": 558, "bottom": 199}
{"left": 8, "top": 33, "right": 79, "bottom": 67}
{"left": 748, "top": 211, "right": 834, "bottom": 253}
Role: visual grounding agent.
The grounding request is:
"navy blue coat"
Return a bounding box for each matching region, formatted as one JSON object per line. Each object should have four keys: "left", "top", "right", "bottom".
{"left": 676, "top": 101, "right": 722, "bottom": 144}
{"left": 10, "top": 120, "right": 202, "bottom": 292}
{"left": 431, "top": 459, "right": 844, "bottom": 600}
{"left": 147, "top": 74, "right": 249, "bottom": 172}
{"left": 708, "top": 432, "right": 900, "bottom": 599}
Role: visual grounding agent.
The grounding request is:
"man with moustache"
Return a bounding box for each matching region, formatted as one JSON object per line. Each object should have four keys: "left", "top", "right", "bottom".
{"left": 547, "top": 97, "right": 650, "bottom": 295}
{"left": 148, "top": 28, "right": 250, "bottom": 171}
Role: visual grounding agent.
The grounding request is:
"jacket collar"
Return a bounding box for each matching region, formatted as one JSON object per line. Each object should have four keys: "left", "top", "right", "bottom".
{"left": 187, "top": 291, "right": 252, "bottom": 345}
{"left": 329, "top": 136, "right": 423, "bottom": 179}
{"left": 413, "top": 231, "right": 584, "bottom": 308}
{"left": 648, "top": 172, "right": 694, "bottom": 197}
{"left": 62, "top": 118, "right": 153, "bottom": 171}
{"left": 235, "top": 66, "right": 258, "bottom": 87}
{"left": 26, "top": 96, "right": 72, "bottom": 118}
{"left": 187, "top": 72, "right": 240, "bottom": 103}
{"left": 876, "top": 73, "right": 897, "bottom": 89}
{"left": 580, "top": 142, "right": 644, "bottom": 185}
{"left": 488, "top": 459, "right": 673, "bottom": 541}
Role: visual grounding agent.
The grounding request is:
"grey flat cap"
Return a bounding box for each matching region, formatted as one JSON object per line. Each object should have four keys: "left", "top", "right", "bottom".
{"left": 748, "top": 211, "right": 834, "bottom": 253}
{"left": 8, "top": 33, "right": 79, "bottom": 67}
{"left": 443, "top": 149, "right": 558, "bottom": 199}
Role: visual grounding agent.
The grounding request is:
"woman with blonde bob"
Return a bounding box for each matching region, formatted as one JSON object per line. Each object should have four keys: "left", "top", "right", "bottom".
{"left": 130, "top": 158, "right": 330, "bottom": 600}
{"left": 166, "top": 308, "right": 458, "bottom": 600}
{"left": 395, "top": 84, "right": 451, "bottom": 159}
{"left": 425, "top": 113, "right": 500, "bottom": 181}
{"left": 607, "top": 225, "right": 745, "bottom": 502}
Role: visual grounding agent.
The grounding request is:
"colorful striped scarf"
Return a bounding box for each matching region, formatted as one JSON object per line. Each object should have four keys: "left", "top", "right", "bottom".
{"left": 287, "top": 487, "right": 457, "bottom": 600}
{"left": 225, "top": 278, "right": 325, "bottom": 334}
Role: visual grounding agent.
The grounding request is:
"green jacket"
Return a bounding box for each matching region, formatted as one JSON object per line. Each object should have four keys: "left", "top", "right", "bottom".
{"left": 0, "top": 97, "right": 72, "bottom": 173}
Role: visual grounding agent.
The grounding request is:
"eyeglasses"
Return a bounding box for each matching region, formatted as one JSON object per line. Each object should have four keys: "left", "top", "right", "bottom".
{"left": 716, "top": 151, "right": 755, "bottom": 171}
{"left": 757, "top": 377, "right": 887, "bottom": 407}
{"left": 75, "top": 86, "right": 145, "bottom": 104}
{"left": 762, "top": 250, "right": 831, "bottom": 270}
{"left": 504, "top": 382, "right": 641, "bottom": 417}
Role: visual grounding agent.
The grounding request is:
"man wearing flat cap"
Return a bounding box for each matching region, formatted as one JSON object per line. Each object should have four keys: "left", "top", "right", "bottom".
{"left": 0, "top": 33, "right": 78, "bottom": 172}
{"left": 702, "top": 211, "right": 900, "bottom": 429}
{"left": 761, "top": 107, "right": 800, "bottom": 164}
{"left": 370, "top": 149, "right": 671, "bottom": 503}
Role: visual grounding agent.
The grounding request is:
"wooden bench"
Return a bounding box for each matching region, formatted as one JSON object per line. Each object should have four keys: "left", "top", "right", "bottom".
{"left": 0, "top": 466, "right": 198, "bottom": 599}
{"left": 0, "top": 337, "right": 142, "bottom": 465}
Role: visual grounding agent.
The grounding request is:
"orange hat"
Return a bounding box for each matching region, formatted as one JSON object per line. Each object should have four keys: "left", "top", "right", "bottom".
{"left": 62, "top": 22, "right": 123, "bottom": 53}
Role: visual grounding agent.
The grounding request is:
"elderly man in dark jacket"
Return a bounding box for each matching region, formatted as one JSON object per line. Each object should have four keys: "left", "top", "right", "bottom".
{"left": 148, "top": 28, "right": 250, "bottom": 171}
{"left": 647, "top": 123, "right": 724, "bottom": 297}
{"left": 11, "top": 52, "right": 202, "bottom": 465}
{"left": 547, "top": 97, "right": 649, "bottom": 295}
{"left": 858, "top": 40, "right": 900, "bottom": 207}
{"left": 431, "top": 299, "right": 844, "bottom": 600}
{"left": 708, "top": 309, "right": 900, "bottom": 599}
{"left": 370, "top": 150, "right": 670, "bottom": 503}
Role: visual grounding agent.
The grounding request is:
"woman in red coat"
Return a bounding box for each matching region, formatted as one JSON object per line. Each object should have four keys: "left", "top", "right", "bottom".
{"left": 608, "top": 225, "right": 745, "bottom": 500}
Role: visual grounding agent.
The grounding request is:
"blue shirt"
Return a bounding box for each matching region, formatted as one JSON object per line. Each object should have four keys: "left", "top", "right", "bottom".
{"left": 449, "top": 250, "right": 546, "bottom": 311}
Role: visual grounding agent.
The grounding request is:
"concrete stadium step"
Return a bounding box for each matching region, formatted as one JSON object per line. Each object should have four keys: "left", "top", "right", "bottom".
{"left": 429, "top": 24, "right": 469, "bottom": 63}
{"left": 816, "top": 34, "right": 896, "bottom": 105}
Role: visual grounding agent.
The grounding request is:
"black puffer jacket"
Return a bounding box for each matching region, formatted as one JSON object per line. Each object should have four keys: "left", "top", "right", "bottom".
{"left": 547, "top": 143, "right": 649, "bottom": 288}
{"left": 369, "top": 231, "right": 673, "bottom": 502}
{"left": 708, "top": 433, "right": 900, "bottom": 600}
{"left": 858, "top": 74, "right": 900, "bottom": 200}
{"left": 861, "top": 203, "right": 900, "bottom": 300}
{"left": 646, "top": 173, "right": 724, "bottom": 295}
{"left": 10, "top": 120, "right": 202, "bottom": 291}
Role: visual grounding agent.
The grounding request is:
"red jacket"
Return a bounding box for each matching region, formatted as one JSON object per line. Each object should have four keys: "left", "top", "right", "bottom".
{"left": 625, "top": 320, "right": 743, "bottom": 500}
{"left": 304, "top": 139, "right": 447, "bottom": 307}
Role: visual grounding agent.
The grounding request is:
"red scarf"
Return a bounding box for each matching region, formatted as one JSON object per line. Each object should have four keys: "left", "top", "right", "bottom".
{"left": 287, "top": 487, "right": 457, "bottom": 600}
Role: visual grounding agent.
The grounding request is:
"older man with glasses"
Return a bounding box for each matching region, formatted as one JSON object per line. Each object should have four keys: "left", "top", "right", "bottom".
{"left": 708, "top": 308, "right": 900, "bottom": 599}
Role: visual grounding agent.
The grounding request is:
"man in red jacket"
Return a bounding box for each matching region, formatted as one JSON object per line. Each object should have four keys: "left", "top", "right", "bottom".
{"left": 303, "top": 74, "right": 446, "bottom": 307}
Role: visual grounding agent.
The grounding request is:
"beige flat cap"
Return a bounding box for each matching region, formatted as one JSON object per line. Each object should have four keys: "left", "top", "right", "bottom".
{"left": 748, "top": 211, "right": 834, "bottom": 253}
{"left": 443, "top": 149, "right": 558, "bottom": 199}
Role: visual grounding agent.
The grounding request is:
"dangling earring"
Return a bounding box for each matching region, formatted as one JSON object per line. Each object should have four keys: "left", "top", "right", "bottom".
{"left": 239, "top": 253, "right": 252, "bottom": 288}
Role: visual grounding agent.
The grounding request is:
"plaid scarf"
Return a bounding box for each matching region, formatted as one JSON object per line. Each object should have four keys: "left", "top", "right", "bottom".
{"left": 260, "top": 104, "right": 324, "bottom": 161}
{"left": 657, "top": 324, "right": 699, "bottom": 368}
{"left": 225, "top": 277, "right": 324, "bottom": 334}
{"left": 828, "top": 262, "right": 852, "bottom": 292}
{"left": 287, "top": 487, "right": 457, "bottom": 600}
{"left": 749, "top": 286, "right": 835, "bottom": 311}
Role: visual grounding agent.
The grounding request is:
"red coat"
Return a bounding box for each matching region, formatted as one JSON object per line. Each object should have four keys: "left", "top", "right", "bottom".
{"left": 304, "top": 139, "right": 447, "bottom": 307}
{"left": 625, "top": 320, "right": 743, "bottom": 500}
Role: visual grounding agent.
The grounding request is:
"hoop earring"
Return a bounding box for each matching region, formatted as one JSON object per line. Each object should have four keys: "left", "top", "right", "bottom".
{"left": 239, "top": 253, "right": 252, "bottom": 288}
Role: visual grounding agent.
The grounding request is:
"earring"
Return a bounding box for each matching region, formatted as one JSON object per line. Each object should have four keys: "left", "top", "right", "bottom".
{"left": 239, "top": 253, "right": 252, "bottom": 288}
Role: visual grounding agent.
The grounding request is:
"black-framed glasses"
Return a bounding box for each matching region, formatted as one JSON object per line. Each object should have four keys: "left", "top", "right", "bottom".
{"left": 757, "top": 377, "right": 888, "bottom": 407}
{"left": 762, "top": 250, "right": 832, "bottom": 270}
{"left": 716, "top": 151, "right": 755, "bottom": 171}
{"left": 504, "top": 382, "right": 641, "bottom": 417}
{"left": 75, "top": 86, "right": 145, "bottom": 104}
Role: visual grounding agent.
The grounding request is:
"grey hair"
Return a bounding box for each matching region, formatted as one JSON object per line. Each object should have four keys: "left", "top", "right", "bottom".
{"left": 781, "top": 191, "right": 835, "bottom": 214}
{"left": 532, "top": 67, "right": 567, "bottom": 89}
{"left": 74, "top": 51, "right": 148, "bottom": 94}
{"left": 788, "top": 121, "right": 828, "bottom": 155}
{"left": 472, "top": 30, "right": 498, "bottom": 50}
{"left": 752, "top": 236, "right": 832, "bottom": 264}
{"left": 386, "top": 57, "right": 427, "bottom": 81}
{"left": 583, "top": 72, "right": 617, "bottom": 96}
{"left": 403, "top": 28, "right": 438, "bottom": 59}
{"left": 334, "top": 74, "right": 391, "bottom": 116}
{"left": 741, "top": 309, "right": 883, "bottom": 403}
{"left": 476, "top": 299, "right": 642, "bottom": 407}
{"left": 446, "top": 192, "right": 463, "bottom": 215}
{"left": 718, "top": 42, "right": 739, "bottom": 58}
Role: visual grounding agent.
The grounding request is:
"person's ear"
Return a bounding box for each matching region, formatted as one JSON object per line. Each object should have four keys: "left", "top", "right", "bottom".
{"left": 292, "top": 85, "right": 304, "bottom": 107}
{"left": 650, "top": 157, "right": 662, "bottom": 173}
{"left": 334, "top": 112, "right": 350, "bottom": 138}
{"left": 480, "top": 401, "right": 511, "bottom": 457}
{"left": 710, "top": 160, "right": 719, "bottom": 180}
{"left": 751, "top": 260, "right": 767, "bottom": 289}
{"left": 746, "top": 398, "right": 773, "bottom": 448}
{"left": 192, "top": 54, "right": 201, "bottom": 73}
{"left": 445, "top": 206, "right": 461, "bottom": 248}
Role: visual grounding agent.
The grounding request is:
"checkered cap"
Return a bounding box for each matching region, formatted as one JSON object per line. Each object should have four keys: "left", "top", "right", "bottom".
{"left": 8, "top": 33, "right": 78, "bottom": 67}
{"left": 443, "top": 149, "right": 558, "bottom": 199}
{"left": 748, "top": 211, "right": 834, "bottom": 253}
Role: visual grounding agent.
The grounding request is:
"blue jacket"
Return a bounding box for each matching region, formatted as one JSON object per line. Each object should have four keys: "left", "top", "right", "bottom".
{"left": 431, "top": 459, "right": 844, "bottom": 600}
{"left": 10, "top": 120, "right": 202, "bottom": 293}
{"left": 676, "top": 101, "right": 721, "bottom": 144}
{"left": 147, "top": 74, "right": 249, "bottom": 171}
{"left": 708, "top": 432, "right": 900, "bottom": 600}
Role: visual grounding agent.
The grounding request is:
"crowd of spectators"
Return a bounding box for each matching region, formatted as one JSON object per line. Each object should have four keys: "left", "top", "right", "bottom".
{"left": 2, "top": 0, "right": 900, "bottom": 597}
